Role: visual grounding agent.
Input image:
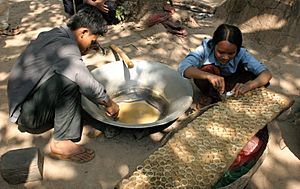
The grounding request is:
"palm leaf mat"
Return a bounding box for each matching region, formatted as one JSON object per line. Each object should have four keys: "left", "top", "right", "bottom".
{"left": 117, "top": 87, "right": 293, "bottom": 189}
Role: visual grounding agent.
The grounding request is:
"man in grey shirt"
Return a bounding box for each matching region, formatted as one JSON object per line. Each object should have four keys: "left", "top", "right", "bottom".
{"left": 7, "top": 4, "right": 119, "bottom": 163}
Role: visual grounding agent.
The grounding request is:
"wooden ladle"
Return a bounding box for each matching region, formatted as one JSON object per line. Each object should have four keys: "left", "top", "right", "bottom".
{"left": 109, "top": 44, "right": 134, "bottom": 68}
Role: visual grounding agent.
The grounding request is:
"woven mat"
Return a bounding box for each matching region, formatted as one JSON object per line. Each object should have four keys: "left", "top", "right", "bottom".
{"left": 117, "top": 87, "right": 293, "bottom": 189}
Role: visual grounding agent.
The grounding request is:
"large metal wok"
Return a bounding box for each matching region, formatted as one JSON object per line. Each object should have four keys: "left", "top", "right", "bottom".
{"left": 82, "top": 60, "right": 193, "bottom": 128}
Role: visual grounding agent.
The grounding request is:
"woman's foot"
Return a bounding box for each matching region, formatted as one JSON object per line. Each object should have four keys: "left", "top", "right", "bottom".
{"left": 196, "top": 95, "right": 213, "bottom": 109}
{"left": 49, "top": 140, "right": 95, "bottom": 163}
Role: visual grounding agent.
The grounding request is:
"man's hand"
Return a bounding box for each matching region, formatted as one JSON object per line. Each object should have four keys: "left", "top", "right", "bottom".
{"left": 105, "top": 100, "right": 119, "bottom": 119}
{"left": 87, "top": 0, "right": 109, "bottom": 13}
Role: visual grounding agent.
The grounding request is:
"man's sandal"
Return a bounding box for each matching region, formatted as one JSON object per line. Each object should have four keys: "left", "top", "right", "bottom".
{"left": 0, "top": 25, "right": 20, "bottom": 36}
{"left": 49, "top": 147, "right": 95, "bottom": 163}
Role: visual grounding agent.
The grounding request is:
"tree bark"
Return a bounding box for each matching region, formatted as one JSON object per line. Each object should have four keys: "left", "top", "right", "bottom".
{"left": 215, "top": 0, "right": 300, "bottom": 53}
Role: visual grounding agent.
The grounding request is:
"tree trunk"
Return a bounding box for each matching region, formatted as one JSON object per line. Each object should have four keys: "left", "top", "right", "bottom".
{"left": 215, "top": 0, "right": 300, "bottom": 53}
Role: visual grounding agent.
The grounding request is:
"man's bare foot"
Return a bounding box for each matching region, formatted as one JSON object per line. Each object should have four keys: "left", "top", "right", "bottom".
{"left": 49, "top": 140, "right": 95, "bottom": 163}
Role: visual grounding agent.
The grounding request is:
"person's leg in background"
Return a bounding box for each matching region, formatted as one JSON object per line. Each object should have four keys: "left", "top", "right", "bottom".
{"left": 99, "top": 0, "right": 120, "bottom": 25}
{"left": 62, "top": 0, "right": 84, "bottom": 16}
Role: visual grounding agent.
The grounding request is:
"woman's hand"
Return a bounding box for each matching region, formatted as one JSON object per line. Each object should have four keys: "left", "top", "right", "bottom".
{"left": 232, "top": 82, "right": 252, "bottom": 97}
{"left": 183, "top": 66, "right": 225, "bottom": 94}
{"left": 232, "top": 70, "right": 272, "bottom": 97}
{"left": 207, "top": 74, "right": 225, "bottom": 94}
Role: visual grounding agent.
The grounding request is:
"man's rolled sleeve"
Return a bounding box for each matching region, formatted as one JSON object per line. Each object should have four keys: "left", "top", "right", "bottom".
{"left": 75, "top": 67, "right": 110, "bottom": 104}
{"left": 55, "top": 55, "right": 110, "bottom": 105}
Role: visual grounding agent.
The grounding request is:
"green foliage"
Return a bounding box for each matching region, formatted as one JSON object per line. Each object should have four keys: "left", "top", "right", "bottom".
{"left": 115, "top": 6, "right": 125, "bottom": 22}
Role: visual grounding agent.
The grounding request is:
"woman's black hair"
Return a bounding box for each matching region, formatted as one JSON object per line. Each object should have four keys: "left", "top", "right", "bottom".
{"left": 209, "top": 24, "right": 243, "bottom": 53}
{"left": 67, "top": 4, "right": 107, "bottom": 36}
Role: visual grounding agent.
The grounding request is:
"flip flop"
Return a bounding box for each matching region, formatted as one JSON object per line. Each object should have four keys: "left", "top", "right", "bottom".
{"left": 49, "top": 147, "right": 95, "bottom": 163}
{"left": 161, "top": 20, "right": 188, "bottom": 37}
{"left": 0, "top": 25, "right": 20, "bottom": 36}
{"left": 145, "top": 12, "right": 171, "bottom": 27}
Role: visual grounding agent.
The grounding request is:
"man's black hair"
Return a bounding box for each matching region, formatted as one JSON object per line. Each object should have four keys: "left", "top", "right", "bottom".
{"left": 67, "top": 4, "right": 107, "bottom": 36}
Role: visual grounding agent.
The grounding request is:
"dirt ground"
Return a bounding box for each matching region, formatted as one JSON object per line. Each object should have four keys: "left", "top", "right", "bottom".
{"left": 0, "top": 0, "right": 299, "bottom": 189}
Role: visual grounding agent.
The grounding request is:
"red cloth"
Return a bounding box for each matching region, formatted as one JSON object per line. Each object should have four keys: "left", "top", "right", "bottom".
{"left": 200, "top": 64, "right": 221, "bottom": 75}
{"left": 145, "top": 3, "right": 188, "bottom": 37}
{"left": 229, "top": 136, "right": 263, "bottom": 170}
